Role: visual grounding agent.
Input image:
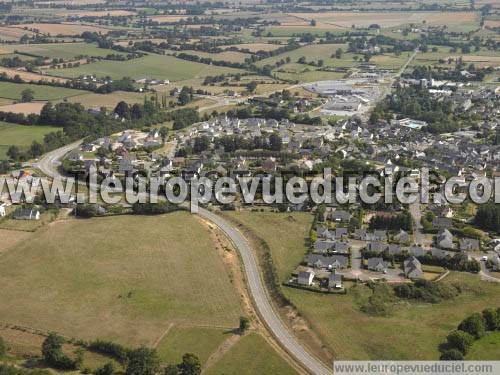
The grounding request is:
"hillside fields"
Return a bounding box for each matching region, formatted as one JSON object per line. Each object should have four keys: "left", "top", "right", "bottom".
{"left": 0, "top": 213, "right": 243, "bottom": 346}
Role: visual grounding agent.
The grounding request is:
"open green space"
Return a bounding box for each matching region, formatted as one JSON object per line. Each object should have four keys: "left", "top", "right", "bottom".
{"left": 205, "top": 333, "right": 297, "bottom": 375}
{"left": 0, "top": 81, "right": 86, "bottom": 101}
{"left": 466, "top": 332, "right": 500, "bottom": 360}
{"left": 156, "top": 326, "right": 229, "bottom": 365}
{"left": 0, "top": 121, "right": 60, "bottom": 159}
{"left": 229, "top": 211, "right": 500, "bottom": 360}
{"left": 224, "top": 211, "right": 312, "bottom": 283}
{"left": 45, "top": 54, "right": 246, "bottom": 81}
{"left": 1, "top": 42, "right": 126, "bottom": 60}
{"left": 0, "top": 213, "right": 243, "bottom": 346}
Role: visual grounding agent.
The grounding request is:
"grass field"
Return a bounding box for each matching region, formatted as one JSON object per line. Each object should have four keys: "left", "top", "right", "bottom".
{"left": 466, "top": 332, "right": 500, "bottom": 359}
{"left": 0, "top": 213, "right": 243, "bottom": 345}
{"left": 0, "top": 122, "right": 60, "bottom": 158}
{"left": 229, "top": 211, "right": 500, "bottom": 360}
{"left": 0, "top": 42, "right": 125, "bottom": 60}
{"left": 45, "top": 54, "right": 245, "bottom": 81}
{"left": 205, "top": 333, "right": 297, "bottom": 375}
{"left": 0, "top": 82, "right": 85, "bottom": 101}
{"left": 156, "top": 326, "right": 229, "bottom": 365}
{"left": 224, "top": 211, "right": 312, "bottom": 283}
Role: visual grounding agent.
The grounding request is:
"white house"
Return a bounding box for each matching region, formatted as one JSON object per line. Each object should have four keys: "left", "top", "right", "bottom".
{"left": 297, "top": 270, "right": 315, "bottom": 286}
{"left": 0, "top": 203, "right": 6, "bottom": 217}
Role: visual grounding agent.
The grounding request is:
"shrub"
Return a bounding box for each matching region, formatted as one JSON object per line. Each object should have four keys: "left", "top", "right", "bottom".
{"left": 482, "top": 308, "right": 500, "bottom": 331}
{"left": 458, "top": 313, "right": 486, "bottom": 339}
{"left": 446, "top": 330, "right": 474, "bottom": 354}
{"left": 440, "top": 349, "right": 464, "bottom": 360}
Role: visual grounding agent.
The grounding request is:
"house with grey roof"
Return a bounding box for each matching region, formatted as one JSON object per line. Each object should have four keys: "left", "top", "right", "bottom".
{"left": 436, "top": 229, "right": 454, "bottom": 249}
{"left": 388, "top": 244, "right": 403, "bottom": 256}
{"left": 331, "top": 210, "right": 351, "bottom": 222}
{"left": 431, "top": 248, "right": 454, "bottom": 259}
{"left": 328, "top": 271, "right": 343, "bottom": 289}
{"left": 333, "top": 241, "right": 350, "bottom": 254}
{"left": 432, "top": 217, "right": 452, "bottom": 230}
{"left": 306, "top": 254, "right": 349, "bottom": 269}
{"left": 404, "top": 256, "right": 424, "bottom": 279}
{"left": 393, "top": 230, "right": 410, "bottom": 244}
{"left": 373, "top": 230, "right": 387, "bottom": 241}
{"left": 366, "top": 241, "right": 388, "bottom": 253}
{"left": 314, "top": 240, "right": 336, "bottom": 252}
{"left": 459, "top": 238, "right": 480, "bottom": 252}
{"left": 367, "top": 257, "right": 389, "bottom": 272}
{"left": 354, "top": 228, "right": 370, "bottom": 241}
{"left": 298, "top": 270, "right": 315, "bottom": 286}
{"left": 335, "top": 227, "right": 348, "bottom": 240}
{"left": 317, "top": 226, "right": 335, "bottom": 240}
{"left": 409, "top": 245, "right": 426, "bottom": 257}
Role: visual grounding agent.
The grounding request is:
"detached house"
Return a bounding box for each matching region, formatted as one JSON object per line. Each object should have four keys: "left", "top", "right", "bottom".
{"left": 404, "top": 256, "right": 424, "bottom": 279}
{"left": 436, "top": 229, "right": 454, "bottom": 249}
{"left": 459, "top": 238, "right": 480, "bottom": 252}
{"left": 298, "top": 270, "right": 315, "bottom": 286}
{"left": 367, "top": 257, "right": 389, "bottom": 272}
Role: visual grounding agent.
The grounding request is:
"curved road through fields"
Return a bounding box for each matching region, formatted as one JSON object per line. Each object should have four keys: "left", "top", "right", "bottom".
{"left": 34, "top": 144, "right": 332, "bottom": 375}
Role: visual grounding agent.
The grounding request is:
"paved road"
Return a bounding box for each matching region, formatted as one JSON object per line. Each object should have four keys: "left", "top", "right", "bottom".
{"left": 409, "top": 201, "right": 424, "bottom": 246}
{"left": 197, "top": 208, "right": 331, "bottom": 375}
{"left": 34, "top": 145, "right": 332, "bottom": 375}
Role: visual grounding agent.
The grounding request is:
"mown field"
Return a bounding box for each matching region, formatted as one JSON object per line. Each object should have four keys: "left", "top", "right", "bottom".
{"left": 156, "top": 326, "right": 228, "bottom": 365}
{"left": 466, "top": 332, "right": 500, "bottom": 359}
{"left": 0, "top": 213, "right": 243, "bottom": 346}
{"left": 205, "top": 333, "right": 297, "bottom": 375}
{"left": 224, "top": 211, "right": 312, "bottom": 282}
{"left": 0, "top": 122, "right": 60, "bottom": 158}
{"left": 0, "top": 82, "right": 86, "bottom": 101}
{"left": 0, "top": 42, "right": 126, "bottom": 59}
{"left": 45, "top": 54, "right": 245, "bottom": 80}
{"left": 228, "top": 211, "right": 500, "bottom": 360}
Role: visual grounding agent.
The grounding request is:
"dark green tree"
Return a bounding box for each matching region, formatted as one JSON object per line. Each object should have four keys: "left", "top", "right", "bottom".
{"left": 125, "top": 347, "right": 160, "bottom": 375}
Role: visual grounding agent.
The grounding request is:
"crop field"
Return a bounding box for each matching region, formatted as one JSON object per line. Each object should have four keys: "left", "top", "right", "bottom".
{"left": 9, "top": 23, "right": 111, "bottom": 36}
{"left": 0, "top": 42, "right": 126, "bottom": 59}
{"left": 205, "top": 333, "right": 297, "bottom": 375}
{"left": 0, "top": 82, "right": 86, "bottom": 101}
{"left": 287, "top": 11, "right": 479, "bottom": 29}
{"left": 55, "top": 10, "right": 136, "bottom": 17}
{"left": 0, "top": 122, "right": 60, "bottom": 158}
{"left": 45, "top": 54, "right": 245, "bottom": 81}
{"left": 256, "top": 44, "right": 347, "bottom": 67}
{"left": 63, "top": 90, "right": 147, "bottom": 109}
{"left": 0, "top": 102, "right": 46, "bottom": 115}
{"left": 0, "top": 213, "right": 243, "bottom": 346}
{"left": 0, "top": 66, "right": 69, "bottom": 84}
{"left": 466, "top": 332, "right": 500, "bottom": 359}
{"left": 0, "top": 27, "right": 36, "bottom": 41}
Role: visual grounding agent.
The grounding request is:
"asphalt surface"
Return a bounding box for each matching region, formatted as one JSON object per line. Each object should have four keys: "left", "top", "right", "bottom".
{"left": 35, "top": 144, "right": 332, "bottom": 375}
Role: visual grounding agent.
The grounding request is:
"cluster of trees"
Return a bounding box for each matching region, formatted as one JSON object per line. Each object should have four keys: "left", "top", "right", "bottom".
{"left": 214, "top": 133, "right": 283, "bottom": 153}
{"left": 440, "top": 308, "right": 500, "bottom": 360}
{"left": 418, "top": 252, "right": 480, "bottom": 273}
{"left": 169, "top": 108, "right": 200, "bottom": 130}
{"left": 474, "top": 204, "right": 500, "bottom": 233}
{"left": 394, "top": 279, "right": 461, "bottom": 303}
{"left": 372, "top": 86, "right": 460, "bottom": 133}
{"left": 368, "top": 211, "right": 412, "bottom": 232}
{"left": 42, "top": 333, "right": 81, "bottom": 370}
